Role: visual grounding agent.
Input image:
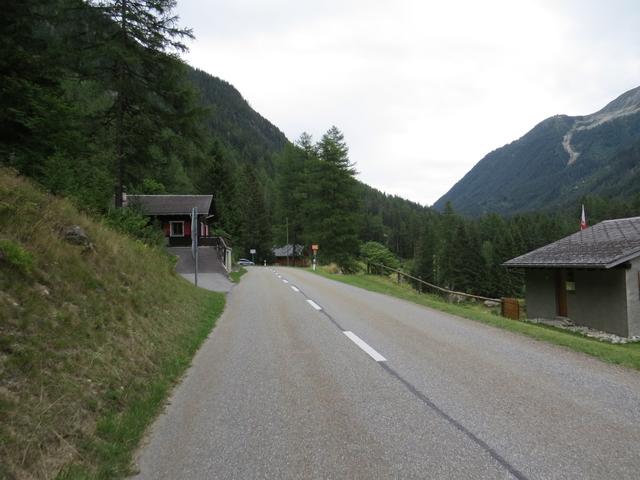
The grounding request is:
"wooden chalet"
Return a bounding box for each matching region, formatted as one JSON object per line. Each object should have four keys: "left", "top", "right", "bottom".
{"left": 125, "top": 194, "right": 214, "bottom": 247}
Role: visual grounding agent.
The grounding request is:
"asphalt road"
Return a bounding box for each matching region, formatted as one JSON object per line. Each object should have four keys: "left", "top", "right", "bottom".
{"left": 133, "top": 267, "right": 640, "bottom": 479}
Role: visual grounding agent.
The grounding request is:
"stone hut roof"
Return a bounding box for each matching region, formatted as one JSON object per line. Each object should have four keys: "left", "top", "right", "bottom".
{"left": 126, "top": 195, "right": 213, "bottom": 216}
{"left": 504, "top": 216, "right": 640, "bottom": 269}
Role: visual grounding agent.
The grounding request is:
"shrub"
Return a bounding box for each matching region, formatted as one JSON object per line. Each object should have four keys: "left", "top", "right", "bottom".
{"left": 337, "top": 256, "right": 361, "bottom": 274}
{"left": 324, "top": 262, "right": 340, "bottom": 274}
{"left": 0, "top": 239, "right": 34, "bottom": 273}
{"left": 103, "top": 208, "right": 165, "bottom": 247}
{"left": 360, "top": 241, "right": 400, "bottom": 269}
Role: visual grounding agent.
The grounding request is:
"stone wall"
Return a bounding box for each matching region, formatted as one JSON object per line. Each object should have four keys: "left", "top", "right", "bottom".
{"left": 626, "top": 257, "right": 640, "bottom": 337}
{"left": 525, "top": 267, "right": 629, "bottom": 337}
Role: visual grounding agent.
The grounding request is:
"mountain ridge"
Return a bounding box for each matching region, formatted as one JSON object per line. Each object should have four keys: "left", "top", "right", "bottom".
{"left": 434, "top": 86, "right": 640, "bottom": 216}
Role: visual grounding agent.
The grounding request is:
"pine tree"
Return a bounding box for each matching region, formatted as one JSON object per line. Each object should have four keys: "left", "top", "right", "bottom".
{"left": 415, "top": 218, "right": 441, "bottom": 284}
{"left": 307, "top": 127, "right": 361, "bottom": 269}
{"left": 1, "top": 0, "right": 69, "bottom": 171}
{"left": 273, "top": 141, "right": 308, "bottom": 250}
{"left": 236, "top": 165, "right": 271, "bottom": 261}
{"left": 88, "top": 0, "right": 193, "bottom": 207}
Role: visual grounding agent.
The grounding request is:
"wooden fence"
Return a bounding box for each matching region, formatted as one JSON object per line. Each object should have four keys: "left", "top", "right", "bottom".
{"left": 366, "top": 261, "right": 521, "bottom": 320}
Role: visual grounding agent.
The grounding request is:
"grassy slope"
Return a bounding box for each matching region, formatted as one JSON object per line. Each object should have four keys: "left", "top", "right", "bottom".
{"left": 312, "top": 269, "right": 640, "bottom": 371}
{"left": 0, "top": 169, "right": 225, "bottom": 479}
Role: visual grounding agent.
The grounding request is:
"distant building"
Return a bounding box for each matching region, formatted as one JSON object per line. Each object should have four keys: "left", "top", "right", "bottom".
{"left": 504, "top": 216, "right": 640, "bottom": 337}
{"left": 272, "top": 244, "right": 308, "bottom": 267}
{"left": 125, "top": 194, "right": 214, "bottom": 247}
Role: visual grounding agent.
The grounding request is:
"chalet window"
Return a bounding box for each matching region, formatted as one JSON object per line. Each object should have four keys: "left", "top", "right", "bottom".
{"left": 566, "top": 270, "right": 576, "bottom": 292}
{"left": 170, "top": 221, "right": 184, "bottom": 237}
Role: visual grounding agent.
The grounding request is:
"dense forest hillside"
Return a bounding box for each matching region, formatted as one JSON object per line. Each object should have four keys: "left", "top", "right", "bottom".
{"left": 434, "top": 86, "right": 640, "bottom": 216}
{"left": 186, "top": 67, "right": 288, "bottom": 174}
{"left": 3, "top": 0, "right": 640, "bottom": 301}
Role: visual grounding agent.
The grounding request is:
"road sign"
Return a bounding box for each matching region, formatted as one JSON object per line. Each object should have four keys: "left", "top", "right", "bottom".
{"left": 250, "top": 249, "right": 256, "bottom": 254}
{"left": 311, "top": 244, "right": 318, "bottom": 271}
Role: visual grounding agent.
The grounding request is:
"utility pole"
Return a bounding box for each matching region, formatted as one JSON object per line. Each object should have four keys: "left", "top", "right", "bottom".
{"left": 286, "top": 216, "right": 290, "bottom": 267}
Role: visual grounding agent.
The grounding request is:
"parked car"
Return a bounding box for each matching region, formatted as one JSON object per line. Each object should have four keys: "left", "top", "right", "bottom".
{"left": 237, "top": 258, "right": 255, "bottom": 266}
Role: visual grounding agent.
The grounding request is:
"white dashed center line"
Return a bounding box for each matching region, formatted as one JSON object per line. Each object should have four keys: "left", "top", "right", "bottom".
{"left": 282, "top": 279, "right": 289, "bottom": 284}
{"left": 343, "top": 331, "right": 387, "bottom": 362}
{"left": 291, "top": 286, "right": 300, "bottom": 292}
{"left": 306, "top": 299, "right": 322, "bottom": 311}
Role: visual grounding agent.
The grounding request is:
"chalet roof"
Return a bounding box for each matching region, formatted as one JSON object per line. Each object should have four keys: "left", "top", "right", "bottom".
{"left": 272, "top": 244, "right": 306, "bottom": 257}
{"left": 126, "top": 195, "right": 213, "bottom": 216}
{"left": 504, "top": 216, "right": 640, "bottom": 269}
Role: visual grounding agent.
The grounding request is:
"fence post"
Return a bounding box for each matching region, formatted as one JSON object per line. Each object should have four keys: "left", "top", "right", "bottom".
{"left": 397, "top": 271, "right": 401, "bottom": 284}
{"left": 418, "top": 277, "right": 423, "bottom": 293}
{"left": 501, "top": 298, "right": 520, "bottom": 320}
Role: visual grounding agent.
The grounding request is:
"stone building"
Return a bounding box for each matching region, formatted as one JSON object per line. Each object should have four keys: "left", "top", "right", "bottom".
{"left": 504, "top": 216, "right": 640, "bottom": 337}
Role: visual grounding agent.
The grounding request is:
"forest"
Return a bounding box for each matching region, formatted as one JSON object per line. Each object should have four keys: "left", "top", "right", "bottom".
{"left": 3, "top": 0, "right": 640, "bottom": 300}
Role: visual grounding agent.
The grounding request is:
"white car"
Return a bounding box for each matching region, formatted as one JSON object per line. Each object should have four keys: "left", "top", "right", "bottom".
{"left": 237, "top": 258, "right": 255, "bottom": 266}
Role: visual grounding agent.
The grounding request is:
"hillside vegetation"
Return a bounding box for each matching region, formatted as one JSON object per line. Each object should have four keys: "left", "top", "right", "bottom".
{"left": 1, "top": 0, "right": 437, "bottom": 268}
{"left": 0, "top": 169, "right": 225, "bottom": 479}
{"left": 4, "top": 0, "right": 639, "bottom": 305}
{"left": 434, "top": 86, "right": 640, "bottom": 216}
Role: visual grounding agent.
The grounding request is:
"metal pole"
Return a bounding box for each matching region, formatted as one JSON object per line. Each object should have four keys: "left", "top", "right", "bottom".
{"left": 191, "top": 206, "right": 198, "bottom": 287}
{"left": 286, "top": 216, "right": 290, "bottom": 267}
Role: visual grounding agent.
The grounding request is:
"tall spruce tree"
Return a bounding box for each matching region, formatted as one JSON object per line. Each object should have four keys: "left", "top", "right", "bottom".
{"left": 236, "top": 164, "right": 271, "bottom": 260}
{"left": 309, "top": 126, "right": 361, "bottom": 268}
{"left": 273, "top": 141, "right": 308, "bottom": 248}
{"left": 89, "top": 0, "right": 193, "bottom": 207}
{"left": 1, "top": 0, "right": 70, "bottom": 172}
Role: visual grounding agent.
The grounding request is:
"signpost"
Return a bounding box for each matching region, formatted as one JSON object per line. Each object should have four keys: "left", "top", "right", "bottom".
{"left": 191, "top": 207, "right": 198, "bottom": 286}
{"left": 250, "top": 248, "right": 256, "bottom": 264}
{"left": 311, "top": 244, "right": 319, "bottom": 271}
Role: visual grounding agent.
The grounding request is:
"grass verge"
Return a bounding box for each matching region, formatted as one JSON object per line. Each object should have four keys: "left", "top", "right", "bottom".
{"left": 0, "top": 169, "right": 226, "bottom": 479}
{"left": 312, "top": 268, "right": 640, "bottom": 372}
{"left": 57, "top": 292, "right": 224, "bottom": 479}
{"left": 229, "top": 266, "right": 247, "bottom": 283}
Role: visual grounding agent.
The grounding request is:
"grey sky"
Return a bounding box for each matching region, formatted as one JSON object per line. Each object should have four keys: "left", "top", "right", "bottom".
{"left": 175, "top": 0, "right": 640, "bottom": 206}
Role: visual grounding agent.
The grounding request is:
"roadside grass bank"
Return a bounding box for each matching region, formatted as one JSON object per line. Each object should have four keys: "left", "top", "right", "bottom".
{"left": 311, "top": 268, "right": 640, "bottom": 372}
{"left": 229, "top": 266, "right": 247, "bottom": 283}
{"left": 0, "top": 169, "right": 225, "bottom": 479}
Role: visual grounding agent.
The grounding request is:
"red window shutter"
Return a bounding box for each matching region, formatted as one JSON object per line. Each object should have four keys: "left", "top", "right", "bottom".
{"left": 185, "top": 221, "right": 191, "bottom": 236}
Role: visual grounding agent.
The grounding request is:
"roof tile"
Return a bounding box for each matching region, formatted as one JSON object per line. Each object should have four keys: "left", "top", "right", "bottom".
{"left": 504, "top": 216, "right": 640, "bottom": 268}
{"left": 126, "top": 195, "right": 213, "bottom": 215}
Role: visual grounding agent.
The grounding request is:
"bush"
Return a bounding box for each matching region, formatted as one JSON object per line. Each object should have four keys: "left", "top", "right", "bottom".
{"left": 324, "top": 262, "right": 340, "bottom": 274}
{"left": 360, "top": 241, "right": 400, "bottom": 269}
{"left": 0, "top": 239, "right": 34, "bottom": 273}
{"left": 338, "top": 256, "right": 361, "bottom": 274}
{"left": 103, "top": 208, "right": 165, "bottom": 247}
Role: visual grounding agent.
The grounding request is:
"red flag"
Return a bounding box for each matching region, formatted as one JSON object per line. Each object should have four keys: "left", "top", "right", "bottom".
{"left": 580, "top": 204, "right": 588, "bottom": 230}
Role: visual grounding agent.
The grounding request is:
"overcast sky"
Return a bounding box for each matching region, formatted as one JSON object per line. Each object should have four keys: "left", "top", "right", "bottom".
{"left": 175, "top": 0, "right": 640, "bottom": 206}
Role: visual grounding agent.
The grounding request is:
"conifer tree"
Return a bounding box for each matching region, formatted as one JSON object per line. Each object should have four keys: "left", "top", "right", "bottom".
{"left": 273, "top": 141, "right": 308, "bottom": 248}
{"left": 308, "top": 127, "right": 361, "bottom": 269}
{"left": 89, "top": 0, "right": 193, "bottom": 207}
{"left": 236, "top": 165, "right": 271, "bottom": 260}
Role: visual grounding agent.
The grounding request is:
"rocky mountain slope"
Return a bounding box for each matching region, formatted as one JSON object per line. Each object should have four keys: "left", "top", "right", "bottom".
{"left": 434, "top": 86, "right": 640, "bottom": 216}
